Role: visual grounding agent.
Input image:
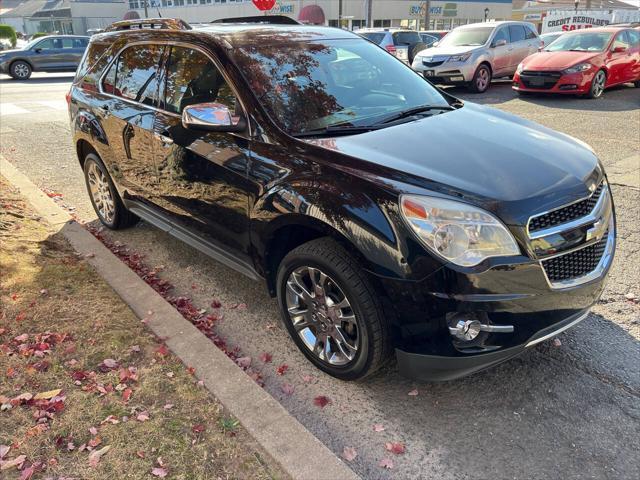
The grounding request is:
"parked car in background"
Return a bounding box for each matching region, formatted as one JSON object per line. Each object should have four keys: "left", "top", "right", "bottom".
{"left": 412, "top": 21, "right": 541, "bottom": 92}
{"left": 421, "top": 30, "right": 449, "bottom": 41}
{"left": 0, "top": 35, "right": 89, "bottom": 79}
{"left": 540, "top": 32, "right": 564, "bottom": 48}
{"left": 358, "top": 28, "right": 426, "bottom": 64}
{"left": 513, "top": 27, "right": 640, "bottom": 98}
{"left": 419, "top": 32, "right": 439, "bottom": 47}
{"left": 70, "top": 18, "right": 615, "bottom": 382}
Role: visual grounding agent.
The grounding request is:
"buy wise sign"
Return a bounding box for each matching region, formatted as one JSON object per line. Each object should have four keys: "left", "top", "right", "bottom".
{"left": 253, "top": 0, "right": 275, "bottom": 10}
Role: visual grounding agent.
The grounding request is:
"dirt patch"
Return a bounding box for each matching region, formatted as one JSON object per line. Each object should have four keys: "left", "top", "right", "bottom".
{"left": 0, "top": 176, "right": 287, "bottom": 479}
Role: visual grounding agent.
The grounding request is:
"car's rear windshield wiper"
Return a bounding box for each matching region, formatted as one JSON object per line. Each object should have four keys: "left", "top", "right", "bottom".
{"left": 292, "top": 125, "right": 382, "bottom": 138}
{"left": 375, "top": 104, "right": 456, "bottom": 125}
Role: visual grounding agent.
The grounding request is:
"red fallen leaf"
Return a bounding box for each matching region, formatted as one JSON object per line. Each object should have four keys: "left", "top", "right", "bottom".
{"left": 373, "top": 424, "right": 385, "bottom": 432}
{"left": 151, "top": 467, "right": 168, "bottom": 478}
{"left": 407, "top": 389, "right": 419, "bottom": 396}
{"left": 155, "top": 345, "right": 169, "bottom": 357}
{"left": 14, "top": 334, "right": 29, "bottom": 343}
{"left": 122, "top": 388, "right": 132, "bottom": 402}
{"left": 259, "top": 352, "right": 272, "bottom": 363}
{"left": 210, "top": 300, "right": 222, "bottom": 308}
{"left": 88, "top": 436, "right": 102, "bottom": 448}
{"left": 302, "top": 374, "right": 315, "bottom": 383}
{"left": 45, "top": 191, "right": 63, "bottom": 198}
{"left": 192, "top": 424, "right": 205, "bottom": 433}
{"left": 313, "top": 395, "right": 331, "bottom": 408}
{"left": 136, "top": 450, "right": 145, "bottom": 459}
{"left": 88, "top": 445, "right": 111, "bottom": 467}
{"left": 29, "top": 360, "right": 50, "bottom": 372}
{"left": 15, "top": 312, "right": 26, "bottom": 322}
{"left": 71, "top": 370, "right": 90, "bottom": 382}
{"left": 385, "top": 442, "right": 406, "bottom": 455}
{"left": 186, "top": 366, "right": 196, "bottom": 375}
{"left": 276, "top": 364, "right": 289, "bottom": 376}
{"left": 10, "top": 293, "right": 19, "bottom": 301}
{"left": 136, "top": 411, "right": 150, "bottom": 422}
{"left": 19, "top": 463, "right": 36, "bottom": 480}
{"left": 6, "top": 367, "right": 17, "bottom": 378}
{"left": 379, "top": 457, "right": 394, "bottom": 469}
{"left": 236, "top": 356, "right": 251, "bottom": 369}
{"left": 342, "top": 446, "right": 357, "bottom": 462}
{"left": 281, "top": 383, "right": 295, "bottom": 396}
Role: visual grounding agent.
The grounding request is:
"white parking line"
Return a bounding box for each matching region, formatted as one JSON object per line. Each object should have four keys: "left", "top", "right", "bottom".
{"left": 0, "top": 103, "right": 29, "bottom": 116}
{"left": 35, "top": 100, "right": 68, "bottom": 111}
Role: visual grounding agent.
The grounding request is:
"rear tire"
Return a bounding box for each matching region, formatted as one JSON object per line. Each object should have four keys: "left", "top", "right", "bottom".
{"left": 468, "top": 64, "right": 492, "bottom": 93}
{"left": 276, "top": 237, "right": 391, "bottom": 381}
{"left": 83, "top": 153, "right": 138, "bottom": 229}
{"left": 585, "top": 70, "right": 606, "bottom": 99}
{"left": 10, "top": 61, "right": 31, "bottom": 80}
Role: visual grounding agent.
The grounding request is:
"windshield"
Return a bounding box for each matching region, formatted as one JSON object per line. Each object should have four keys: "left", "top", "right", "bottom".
{"left": 438, "top": 27, "right": 493, "bottom": 47}
{"left": 545, "top": 32, "right": 612, "bottom": 52}
{"left": 232, "top": 37, "right": 451, "bottom": 135}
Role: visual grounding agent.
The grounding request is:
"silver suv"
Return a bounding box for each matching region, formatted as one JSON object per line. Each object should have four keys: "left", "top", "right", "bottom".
{"left": 358, "top": 28, "right": 426, "bottom": 65}
{"left": 411, "top": 21, "right": 542, "bottom": 92}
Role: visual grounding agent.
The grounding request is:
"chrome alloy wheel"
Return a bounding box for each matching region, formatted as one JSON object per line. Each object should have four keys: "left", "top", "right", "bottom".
{"left": 476, "top": 67, "right": 490, "bottom": 91}
{"left": 285, "top": 266, "right": 359, "bottom": 366}
{"left": 87, "top": 162, "right": 115, "bottom": 224}
{"left": 592, "top": 70, "right": 606, "bottom": 98}
{"left": 13, "top": 63, "right": 30, "bottom": 79}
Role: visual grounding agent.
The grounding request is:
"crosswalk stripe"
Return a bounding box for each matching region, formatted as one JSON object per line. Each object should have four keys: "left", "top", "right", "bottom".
{"left": 35, "top": 100, "right": 68, "bottom": 111}
{"left": 0, "top": 103, "right": 29, "bottom": 116}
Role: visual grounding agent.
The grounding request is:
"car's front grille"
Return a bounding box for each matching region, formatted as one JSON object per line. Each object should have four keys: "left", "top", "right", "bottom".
{"left": 542, "top": 232, "right": 608, "bottom": 283}
{"left": 529, "top": 183, "right": 604, "bottom": 233}
{"left": 520, "top": 70, "right": 562, "bottom": 90}
{"left": 423, "top": 60, "right": 444, "bottom": 67}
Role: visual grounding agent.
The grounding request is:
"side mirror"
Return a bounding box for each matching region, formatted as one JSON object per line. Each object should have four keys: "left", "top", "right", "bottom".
{"left": 612, "top": 45, "right": 627, "bottom": 53}
{"left": 182, "top": 103, "right": 246, "bottom": 133}
{"left": 492, "top": 39, "right": 507, "bottom": 48}
{"left": 433, "top": 41, "right": 439, "bottom": 47}
{"left": 34, "top": 48, "right": 42, "bottom": 53}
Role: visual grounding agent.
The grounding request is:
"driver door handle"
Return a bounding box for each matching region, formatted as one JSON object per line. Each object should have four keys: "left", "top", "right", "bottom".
{"left": 154, "top": 132, "right": 173, "bottom": 145}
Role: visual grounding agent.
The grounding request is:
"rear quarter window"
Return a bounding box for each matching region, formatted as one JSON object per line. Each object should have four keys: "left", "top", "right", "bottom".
{"left": 74, "top": 41, "right": 113, "bottom": 91}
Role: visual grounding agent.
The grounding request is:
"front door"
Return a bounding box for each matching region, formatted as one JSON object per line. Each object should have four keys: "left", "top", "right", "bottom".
{"left": 606, "top": 31, "right": 633, "bottom": 85}
{"left": 508, "top": 24, "right": 530, "bottom": 73}
{"left": 99, "top": 43, "right": 165, "bottom": 200}
{"left": 490, "top": 26, "right": 511, "bottom": 76}
{"left": 150, "top": 44, "right": 253, "bottom": 264}
{"left": 29, "top": 38, "right": 59, "bottom": 70}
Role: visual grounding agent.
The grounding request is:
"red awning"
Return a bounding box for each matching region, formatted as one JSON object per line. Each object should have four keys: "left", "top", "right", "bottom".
{"left": 298, "top": 4, "right": 325, "bottom": 25}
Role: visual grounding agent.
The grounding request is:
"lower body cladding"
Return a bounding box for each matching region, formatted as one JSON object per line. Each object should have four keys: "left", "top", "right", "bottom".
{"left": 377, "top": 227, "right": 615, "bottom": 381}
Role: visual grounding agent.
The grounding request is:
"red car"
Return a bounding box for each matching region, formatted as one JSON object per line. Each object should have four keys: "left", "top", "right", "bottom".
{"left": 513, "top": 27, "right": 640, "bottom": 98}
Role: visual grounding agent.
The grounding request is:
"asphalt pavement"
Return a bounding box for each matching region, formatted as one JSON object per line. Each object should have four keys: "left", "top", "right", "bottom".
{"left": 1, "top": 72, "right": 639, "bottom": 480}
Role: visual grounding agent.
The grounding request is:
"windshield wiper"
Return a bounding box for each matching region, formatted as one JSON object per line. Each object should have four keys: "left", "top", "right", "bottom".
{"left": 375, "top": 104, "right": 456, "bottom": 125}
{"left": 292, "top": 124, "right": 382, "bottom": 138}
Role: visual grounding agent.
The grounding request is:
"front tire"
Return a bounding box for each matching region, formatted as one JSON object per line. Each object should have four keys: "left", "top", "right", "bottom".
{"left": 276, "top": 238, "right": 391, "bottom": 381}
{"left": 10, "top": 61, "right": 32, "bottom": 80}
{"left": 468, "top": 64, "right": 492, "bottom": 93}
{"left": 586, "top": 70, "right": 606, "bottom": 99}
{"left": 83, "top": 153, "right": 137, "bottom": 229}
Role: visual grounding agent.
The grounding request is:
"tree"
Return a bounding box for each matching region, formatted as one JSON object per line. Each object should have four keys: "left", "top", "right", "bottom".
{"left": 0, "top": 24, "right": 17, "bottom": 48}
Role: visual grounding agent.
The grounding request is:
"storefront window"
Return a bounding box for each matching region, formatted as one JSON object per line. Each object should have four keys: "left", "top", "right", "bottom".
{"left": 373, "top": 19, "right": 391, "bottom": 28}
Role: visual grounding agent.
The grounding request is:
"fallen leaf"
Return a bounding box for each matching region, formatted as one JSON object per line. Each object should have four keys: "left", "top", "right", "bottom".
{"left": 1, "top": 454, "right": 26, "bottom": 471}
{"left": 136, "top": 450, "right": 145, "bottom": 459}
{"left": 186, "top": 366, "right": 195, "bottom": 375}
{"left": 88, "top": 445, "right": 111, "bottom": 467}
{"left": 342, "top": 446, "right": 357, "bottom": 462}
{"left": 373, "top": 424, "right": 385, "bottom": 432}
{"left": 155, "top": 345, "right": 169, "bottom": 357}
{"left": 136, "top": 411, "right": 150, "bottom": 422}
{"left": 89, "top": 427, "right": 98, "bottom": 436}
{"left": 552, "top": 338, "right": 562, "bottom": 347}
{"left": 130, "top": 345, "right": 141, "bottom": 353}
{"left": 408, "top": 389, "right": 419, "bottom": 396}
{"left": 0, "top": 445, "right": 9, "bottom": 459}
{"left": 165, "top": 372, "right": 174, "bottom": 378}
{"left": 101, "top": 415, "right": 119, "bottom": 425}
{"left": 34, "top": 389, "right": 62, "bottom": 400}
{"left": 101, "top": 359, "right": 118, "bottom": 369}
{"left": 302, "top": 374, "right": 315, "bottom": 383}
{"left": 236, "top": 356, "right": 251, "bottom": 369}
{"left": 192, "top": 424, "right": 205, "bottom": 433}
{"left": 276, "top": 364, "right": 289, "bottom": 376}
{"left": 19, "top": 464, "right": 36, "bottom": 480}
{"left": 163, "top": 403, "right": 174, "bottom": 410}
{"left": 151, "top": 467, "right": 168, "bottom": 478}
{"left": 385, "top": 442, "right": 406, "bottom": 455}
{"left": 378, "top": 457, "right": 394, "bottom": 469}
{"left": 313, "top": 395, "right": 331, "bottom": 408}
{"left": 281, "top": 383, "right": 295, "bottom": 396}
{"left": 88, "top": 436, "right": 102, "bottom": 448}
{"left": 259, "top": 352, "right": 272, "bottom": 363}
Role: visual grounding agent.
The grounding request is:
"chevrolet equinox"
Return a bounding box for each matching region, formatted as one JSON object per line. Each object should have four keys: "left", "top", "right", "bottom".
{"left": 68, "top": 18, "right": 616, "bottom": 381}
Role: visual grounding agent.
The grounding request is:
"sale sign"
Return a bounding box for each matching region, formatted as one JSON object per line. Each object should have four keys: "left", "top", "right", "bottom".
{"left": 542, "top": 10, "right": 612, "bottom": 33}
{"left": 252, "top": 0, "right": 276, "bottom": 11}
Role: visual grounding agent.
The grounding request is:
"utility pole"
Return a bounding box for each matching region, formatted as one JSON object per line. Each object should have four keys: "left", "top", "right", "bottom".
{"left": 144, "top": 0, "right": 149, "bottom": 19}
{"left": 424, "top": 0, "right": 431, "bottom": 30}
{"left": 365, "top": 0, "right": 373, "bottom": 28}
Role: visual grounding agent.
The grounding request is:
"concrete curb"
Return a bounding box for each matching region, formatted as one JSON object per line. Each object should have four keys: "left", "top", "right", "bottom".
{"left": 0, "top": 156, "right": 360, "bottom": 480}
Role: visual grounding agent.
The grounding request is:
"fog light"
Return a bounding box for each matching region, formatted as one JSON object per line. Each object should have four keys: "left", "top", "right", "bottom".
{"left": 449, "top": 318, "right": 482, "bottom": 341}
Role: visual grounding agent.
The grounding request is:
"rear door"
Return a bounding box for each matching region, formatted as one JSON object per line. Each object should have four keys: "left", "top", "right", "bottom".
{"left": 150, "top": 44, "right": 253, "bottom": 264}
{"left": 628, "top": 29, "right": 640, "bottom": 81}
{"left": 99, "top": 43, "right": 165, "bottom": 200}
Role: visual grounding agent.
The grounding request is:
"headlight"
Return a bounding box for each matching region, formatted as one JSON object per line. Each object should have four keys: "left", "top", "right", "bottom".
{"left": 447, "top": 52, "right": 472, "bottom": 63}
{"left": 562, "top": 62, "right": 592, "bottom": 74}
{"left": 516, "top": 62, "right": 524, "bottom": 74}
{"left": 400, "top": 195, "right": 520, "bottom": 267}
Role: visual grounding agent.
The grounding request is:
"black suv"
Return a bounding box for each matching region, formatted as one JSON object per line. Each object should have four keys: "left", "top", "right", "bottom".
{"left": 69, "top": 18, "right": 615, "bottom": 381}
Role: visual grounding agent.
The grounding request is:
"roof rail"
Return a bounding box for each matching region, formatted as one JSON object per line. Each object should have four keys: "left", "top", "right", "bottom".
{"left": 104, "top": 18, "right": 192, "bottom": 32}
{"left": 211, "top": 15, "right": 300, "bottom": 25}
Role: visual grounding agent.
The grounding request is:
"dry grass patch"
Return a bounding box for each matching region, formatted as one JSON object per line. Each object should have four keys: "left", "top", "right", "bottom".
{"left": 0, "top": 177, "right": 286, "bottom": 480}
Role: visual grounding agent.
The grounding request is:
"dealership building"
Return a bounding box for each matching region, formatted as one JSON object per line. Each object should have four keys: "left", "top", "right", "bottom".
{"left": 1, "top": 0, "right": 514, "bottom": 35}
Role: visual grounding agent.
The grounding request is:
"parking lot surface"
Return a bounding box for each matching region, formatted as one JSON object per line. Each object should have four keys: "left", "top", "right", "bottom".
{"left": 1, "top": 73, "right": 639, "bottom": 479}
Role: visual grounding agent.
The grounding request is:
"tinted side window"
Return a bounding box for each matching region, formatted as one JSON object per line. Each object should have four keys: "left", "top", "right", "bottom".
{"left": 393, "top": 32, "right": 421, "bottom": 45}
{"left": 493, "top": 27, "right": 510, "bottom": 45}
{"left": 61, "top": 38, "right": 75, "bottom": 49}
{"left": 113, "top": 44, "right": 164, "bottom": 105}
{"left": 509, "top": 25, "right": 527, "bottom": 43}
{"left": 612, "top": 31, "right": 630, "bottom": 50}
{"left": 34, "top": 39, "right": 55, "bottom": 50}
{"left": 162, "top": 46, "right": 236, "bottom": 114}
{"left": 77, "top": 41, "right": 111, "bottom": 90}
{"left": 628, "top": 29, "right": 640, "bottom": 47}
{"left": 525, "top": 25, "right": 538, "bottom": 39}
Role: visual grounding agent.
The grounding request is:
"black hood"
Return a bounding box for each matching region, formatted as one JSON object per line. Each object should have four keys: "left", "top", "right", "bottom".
{"left": 304, "top": 102, "right": 602, "bottom": 225}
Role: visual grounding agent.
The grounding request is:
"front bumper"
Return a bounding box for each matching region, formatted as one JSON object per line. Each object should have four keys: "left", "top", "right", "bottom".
{"left": 0, "top": 61, "right": 10, "bottom": 75}
{"left": 513, "top": 70, "right": 594, "bottom": 94}
{"left": 412, "top": 57, "right": 477, "bottom": 84}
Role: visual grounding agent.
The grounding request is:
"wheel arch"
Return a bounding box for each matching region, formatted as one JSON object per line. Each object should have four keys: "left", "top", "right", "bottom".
{"left": 9, "top": 57, "right": 34, "bottom": 71}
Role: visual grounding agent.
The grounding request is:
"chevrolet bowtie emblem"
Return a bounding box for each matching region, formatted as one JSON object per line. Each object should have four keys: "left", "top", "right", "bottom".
{"left": 586, "top": 217, "right": 607, "bottom": 242}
